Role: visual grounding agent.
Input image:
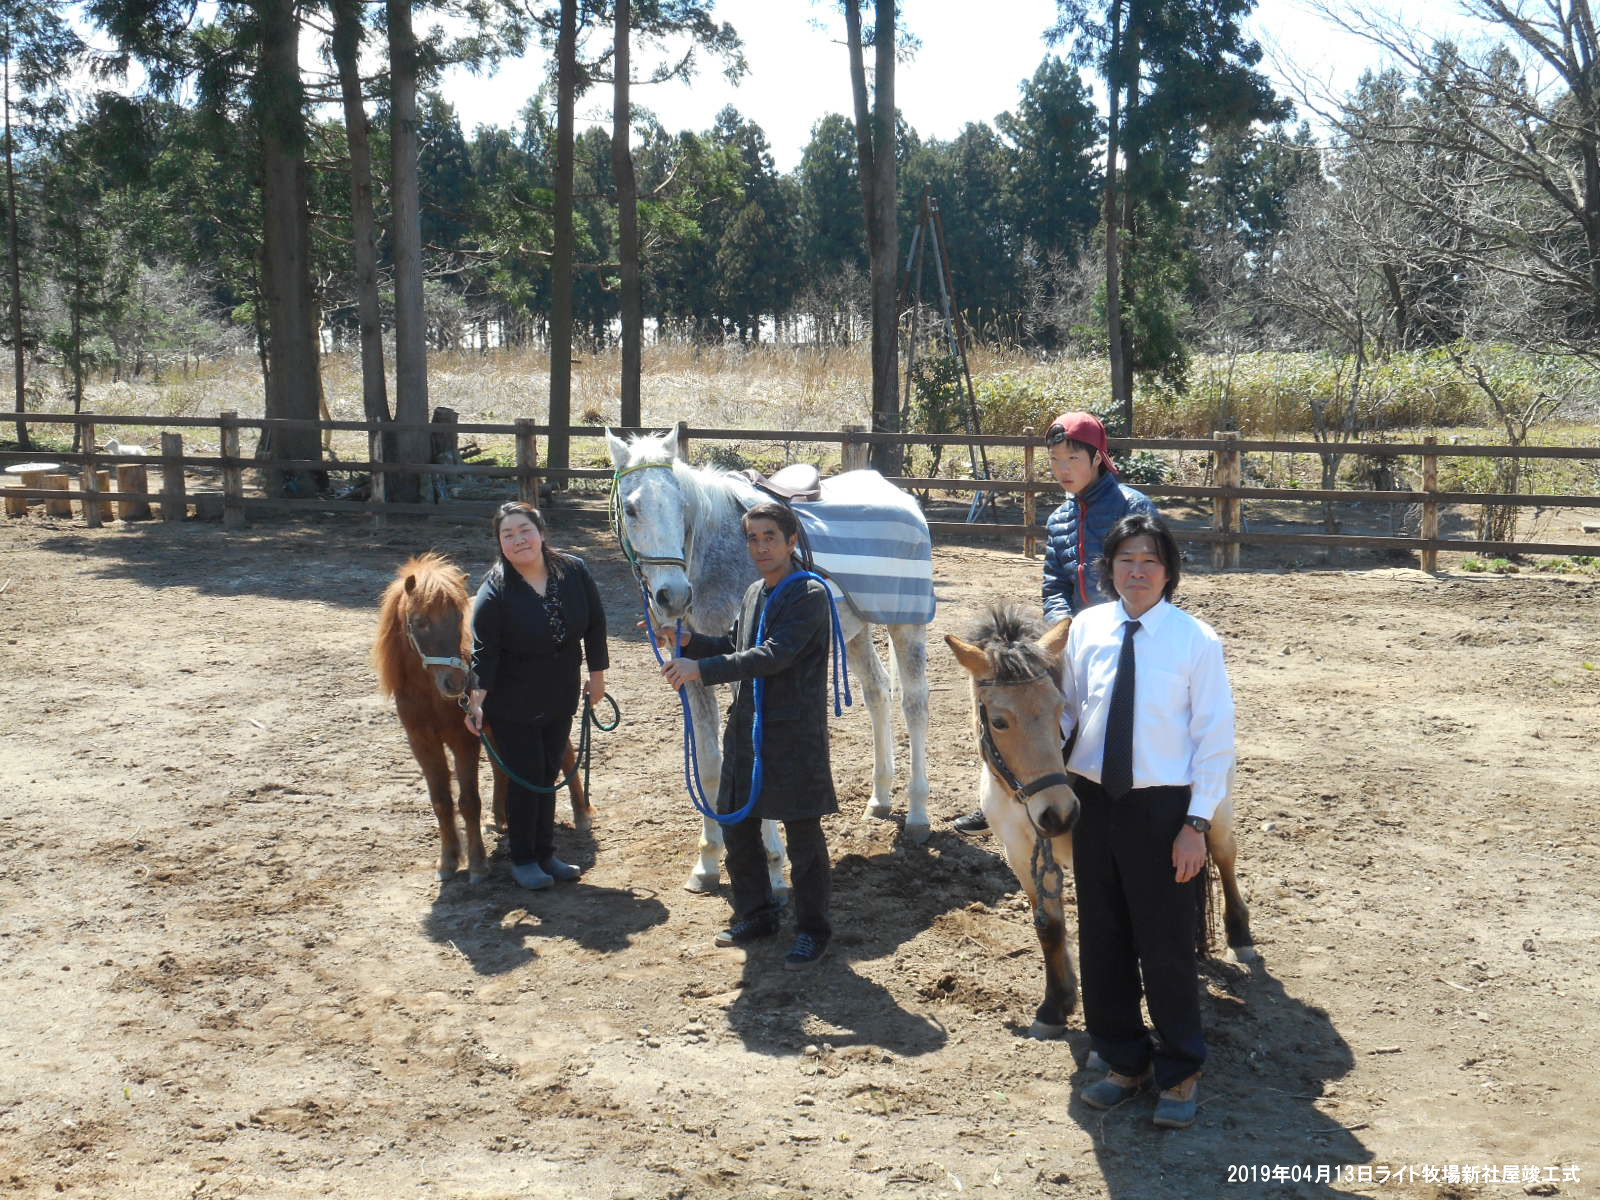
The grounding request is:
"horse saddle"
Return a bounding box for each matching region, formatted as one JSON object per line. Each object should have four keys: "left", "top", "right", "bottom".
{"left": 737, "top": 463, "right": 822, "bottom": 504}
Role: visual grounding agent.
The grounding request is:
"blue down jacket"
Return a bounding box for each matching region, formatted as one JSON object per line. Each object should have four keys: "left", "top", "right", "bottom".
{"left": 1041, "top": 472, "right": 1157, "bottom": 621}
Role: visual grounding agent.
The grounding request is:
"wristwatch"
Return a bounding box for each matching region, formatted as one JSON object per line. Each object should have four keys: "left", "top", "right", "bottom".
{"left": 1183, "top": 815, "right": 1211, "bottom": 834}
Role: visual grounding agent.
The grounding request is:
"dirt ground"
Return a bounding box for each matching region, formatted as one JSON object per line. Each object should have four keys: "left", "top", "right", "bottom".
{"left": 2, "top": 503, "right": 1598, "bottom": 1200}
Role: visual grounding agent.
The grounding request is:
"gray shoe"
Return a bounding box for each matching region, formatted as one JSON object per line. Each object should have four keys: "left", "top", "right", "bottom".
{"left": 511, "top": 860, "right": 554, "bottom": 890}
{"left": 539, "top": 855, "right": 582, "bottom": 882}
{"left": 1152, "top": 1075, "right": 1200, "bottom": 1129}
{"left": 1080, "top": 1068, "right": 1151, "bottom": 1110}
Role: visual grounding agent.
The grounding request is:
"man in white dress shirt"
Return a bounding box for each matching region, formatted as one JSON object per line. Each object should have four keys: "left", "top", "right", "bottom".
{"left": 1060, "top": 513, "right": 1235, "bottom": 1129}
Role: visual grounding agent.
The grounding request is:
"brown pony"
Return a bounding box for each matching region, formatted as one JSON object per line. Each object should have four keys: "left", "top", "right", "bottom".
{"left": 374, "top": 553, "right": 588, "bottom": 882}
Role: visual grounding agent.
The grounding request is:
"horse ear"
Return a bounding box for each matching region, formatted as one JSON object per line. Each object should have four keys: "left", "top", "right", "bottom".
{"left": 944, "top": 633, "right": 990, "bottom": 677}
{"left": 604, "top": 427, "right": 630, "bottom": 470}
{"left": 1038, "top": 616, "right": 1072, "bottom": 660}
{"left": 404, "top": 574, "right": 417, "bottom": 594}
{"left": 661, "top": 424, "right": 680, "bottom": 460}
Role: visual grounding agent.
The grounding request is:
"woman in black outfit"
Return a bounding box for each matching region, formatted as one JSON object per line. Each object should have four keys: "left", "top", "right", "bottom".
{"left": 465, "top": 501, "right": 609, "bottom": 890}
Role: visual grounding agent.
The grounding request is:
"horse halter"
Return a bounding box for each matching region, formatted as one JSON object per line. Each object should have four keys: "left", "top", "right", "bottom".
{"left": 404, "top": 614, "right": 468, "bottom": 675}
{"left": 612, "top": 460, "right": 691, "bottom": 595}
{"left": 976, "top": 675, "right": 1074, "bottom": 803}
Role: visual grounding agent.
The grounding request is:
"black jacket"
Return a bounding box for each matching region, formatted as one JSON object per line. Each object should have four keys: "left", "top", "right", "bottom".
{"left": 683, "top": 574, "right": 839, "bottom": 822}
{"left": 471, "top": 555, "right": 608, "bottom": 726}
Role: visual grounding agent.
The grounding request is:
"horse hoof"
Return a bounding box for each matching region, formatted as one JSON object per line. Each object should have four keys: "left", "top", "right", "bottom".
{"left": 902, "top": 821, "right": 931, "bottom": 844}
{"left": 436, "top": 869, "right": 454, "bottom": 882}
{"left": 1230, "top": 943, "right": 1260, "bottom": 964}
{"left": 864, "top": 801, "right": 894, "bottom": 821}
{"left": 684, "top": 871, "right": 720, "bottom": 894}
{"left": 1027, "top": 1020, "right": 1066, "bottom": 1041}
{"left": 574, "top": 813, "right": 593, "bottom": 832}
{"left": 771, "top": 886, "right": 791, "bottom": 906}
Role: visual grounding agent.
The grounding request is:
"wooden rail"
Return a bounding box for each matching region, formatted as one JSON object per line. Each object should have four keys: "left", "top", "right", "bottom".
{"left": 4, "top": 412, "right": 1598, "bottom": 564}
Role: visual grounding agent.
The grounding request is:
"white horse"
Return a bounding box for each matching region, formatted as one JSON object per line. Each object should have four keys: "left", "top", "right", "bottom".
{"left": 606, "top": 427, "right": 932, "bottom": 896}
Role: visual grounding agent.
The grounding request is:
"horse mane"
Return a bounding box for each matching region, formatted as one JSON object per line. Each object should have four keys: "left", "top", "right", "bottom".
{"left": 967, "top": 603, "right": 1051, "bottom": 682}
{"left": 374, "top": 552, "right": 469, "bottom": 697}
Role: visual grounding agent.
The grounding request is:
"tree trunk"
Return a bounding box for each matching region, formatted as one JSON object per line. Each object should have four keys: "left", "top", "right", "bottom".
{"left": 547, "top": 0, "right": 577, "bottom": 476}
{"left": 332, "top": 0, "right": 395, "bottom": 467}
{"left": 257, "top": 0, "right": 324, "bottom": 493}
{"left": 4, "top": 50, "right": 28, "bottom": 450}
{"left": 613, "top": 0, "right": 642, "bottom": 428}
{"left": 845, "top": 0, "right": 900, "bottom": 473}
{"left": 388, "top": 0, "right": 429, "bottom": 502}
{"left": 1102, "top": 0, "right": 1130, "bottom": 437}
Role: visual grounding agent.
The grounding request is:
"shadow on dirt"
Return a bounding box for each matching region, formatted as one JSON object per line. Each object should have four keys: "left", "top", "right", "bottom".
{"left": 421, "top": 819, "right": 668, "bottom": 975}
{"left": 722, "top": 832, "right": 1019, "bottom": 1059}
{"left": 1063, "top": 958, "right": 1372, "bottom": 1199}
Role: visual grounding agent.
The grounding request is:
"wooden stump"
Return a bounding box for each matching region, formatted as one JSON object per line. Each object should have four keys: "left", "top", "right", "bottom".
{"left": 83, "top": 471, "right": 113, "bottom": 522}
{"left": 3, "top": 488, "right": 25, "bottom": 517}
{"left": 116, "top": 464, "right": 152, "bottom": 520}
{"left": 5, "top": 462, "right": 63, "bottom": 515}
{"left": 43, "top": 474, "right": 72, "bottom": 517}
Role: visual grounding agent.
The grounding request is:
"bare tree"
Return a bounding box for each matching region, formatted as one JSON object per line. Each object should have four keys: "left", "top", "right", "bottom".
{"left": 1265, "top": 172, "right": 1402, "bottom": 530}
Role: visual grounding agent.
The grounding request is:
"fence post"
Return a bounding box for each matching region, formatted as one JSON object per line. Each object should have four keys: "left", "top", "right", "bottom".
{"left": 369, "top": 423, "right": 388, "bottom": 529}
{"left": 516, "top": 419, "right": 540, "bottom": 506}
{"left": 841, "top": 423, "right": 869, "bottom": 472}
{"left": 673, "top": 419, "right": 691, "bottom": 464}
{"left": 220, "top": 410, "right": 245, "bottom": 529}
{"left": 1210, "top": 431, "right": 1242, "bottom": 569}
{"left": 161, "top": 432, "right": 186, "bottom": 522}
{"left": 1225, "top": 431, "right": 1242, "bottom": 568}
{"left": 1023, "top": 425, "right": 1038, "bottom": 558}
{"left": 81, "top": 419, "right": 102, "bottom": 528}
{"left": 1421, "top": 434, "right": 1439, "bottom": 573}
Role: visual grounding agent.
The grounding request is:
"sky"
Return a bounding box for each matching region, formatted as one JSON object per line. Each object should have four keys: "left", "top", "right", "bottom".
{"left": 432, "top": 0, "right": 1469, "bottom": 172}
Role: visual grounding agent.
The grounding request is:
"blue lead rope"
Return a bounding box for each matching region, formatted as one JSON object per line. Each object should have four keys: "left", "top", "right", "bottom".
{"left": 646, "top": 568, "right": 851, "bottom": 826}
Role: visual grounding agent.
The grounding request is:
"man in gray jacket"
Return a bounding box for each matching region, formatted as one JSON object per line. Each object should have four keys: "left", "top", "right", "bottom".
{"left": 663, "top": 502, "right": 837, "bottom": 970}
{"left": 953, "top": 411, "right": 1156, "bottom": 835}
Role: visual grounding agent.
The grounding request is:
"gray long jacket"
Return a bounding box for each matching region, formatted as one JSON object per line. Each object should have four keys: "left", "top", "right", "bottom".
{"left": 683, "top": 575, "right": 839, "bottom": 823}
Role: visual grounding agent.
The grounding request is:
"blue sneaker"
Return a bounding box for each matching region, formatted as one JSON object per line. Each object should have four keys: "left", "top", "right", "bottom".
{"left": 784, "top": 932, "right": 830, "bottom": 971}
{"left": 714, "top": 916, "right": 779, "bottom": 948}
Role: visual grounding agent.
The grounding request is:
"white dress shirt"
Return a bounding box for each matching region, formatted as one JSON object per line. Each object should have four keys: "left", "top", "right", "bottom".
{"left": 1060, "top": 597, "right": 1236, "bottom": 820}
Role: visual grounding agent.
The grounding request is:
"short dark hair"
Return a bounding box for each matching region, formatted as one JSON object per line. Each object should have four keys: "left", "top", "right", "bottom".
{"left": 1096, "top": 513, "right": 1180, "bottom": 601}
{"left": 742, "top": 501, "right": 801, "bottom": 542}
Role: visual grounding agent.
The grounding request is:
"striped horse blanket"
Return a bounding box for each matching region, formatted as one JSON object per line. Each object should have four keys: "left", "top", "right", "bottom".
{"left": 729, "top": 469, "right": 936, "bottom": 626}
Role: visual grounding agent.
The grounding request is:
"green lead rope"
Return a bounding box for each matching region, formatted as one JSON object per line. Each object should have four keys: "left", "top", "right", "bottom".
{"left": 478, "top": 692, "right": 621, "bottom": 797}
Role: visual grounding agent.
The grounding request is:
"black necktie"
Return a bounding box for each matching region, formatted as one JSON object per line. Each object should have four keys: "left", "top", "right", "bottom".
{"left": 1101, "top": 619, "right": 1141, "bottom": 799}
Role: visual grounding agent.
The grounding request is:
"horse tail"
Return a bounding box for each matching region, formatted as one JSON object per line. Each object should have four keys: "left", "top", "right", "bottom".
{"left": 1194, "top": 853, "right": 1217, "bottom": 958}
{"left": 883, "top": 623, "right": 904, "bottom": 718}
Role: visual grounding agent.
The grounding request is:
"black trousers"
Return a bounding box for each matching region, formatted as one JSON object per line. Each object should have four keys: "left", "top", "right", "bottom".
{"left": 724, "top": 814, "right": 832, "bottom": 938}
{"left": 489, "top": 715, "right": 573, "bottom": 866}
{"left": 1070, "top": 774, "right": 1206, "bottom": 1089}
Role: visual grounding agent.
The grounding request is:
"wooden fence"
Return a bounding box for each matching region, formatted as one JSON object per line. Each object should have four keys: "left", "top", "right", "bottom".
{"left": 5, "top": 411, "right": 1599, "bottom": 571}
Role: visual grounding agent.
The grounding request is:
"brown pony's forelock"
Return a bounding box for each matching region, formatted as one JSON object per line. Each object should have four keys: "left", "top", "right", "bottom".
{"left": 968, "top": 603, "right": 1051, "bottom": 683}
{"left": 374, "top": 552, "right": 469, "bottom": 697}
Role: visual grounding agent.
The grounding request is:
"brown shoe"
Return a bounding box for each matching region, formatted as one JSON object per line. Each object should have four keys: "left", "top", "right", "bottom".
{"left": 1152, "top": 1072, "right": 1201, "bottom": 1129}
{"left": 1080, "top": 1067, "right": 1152, "bottom": 1110}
